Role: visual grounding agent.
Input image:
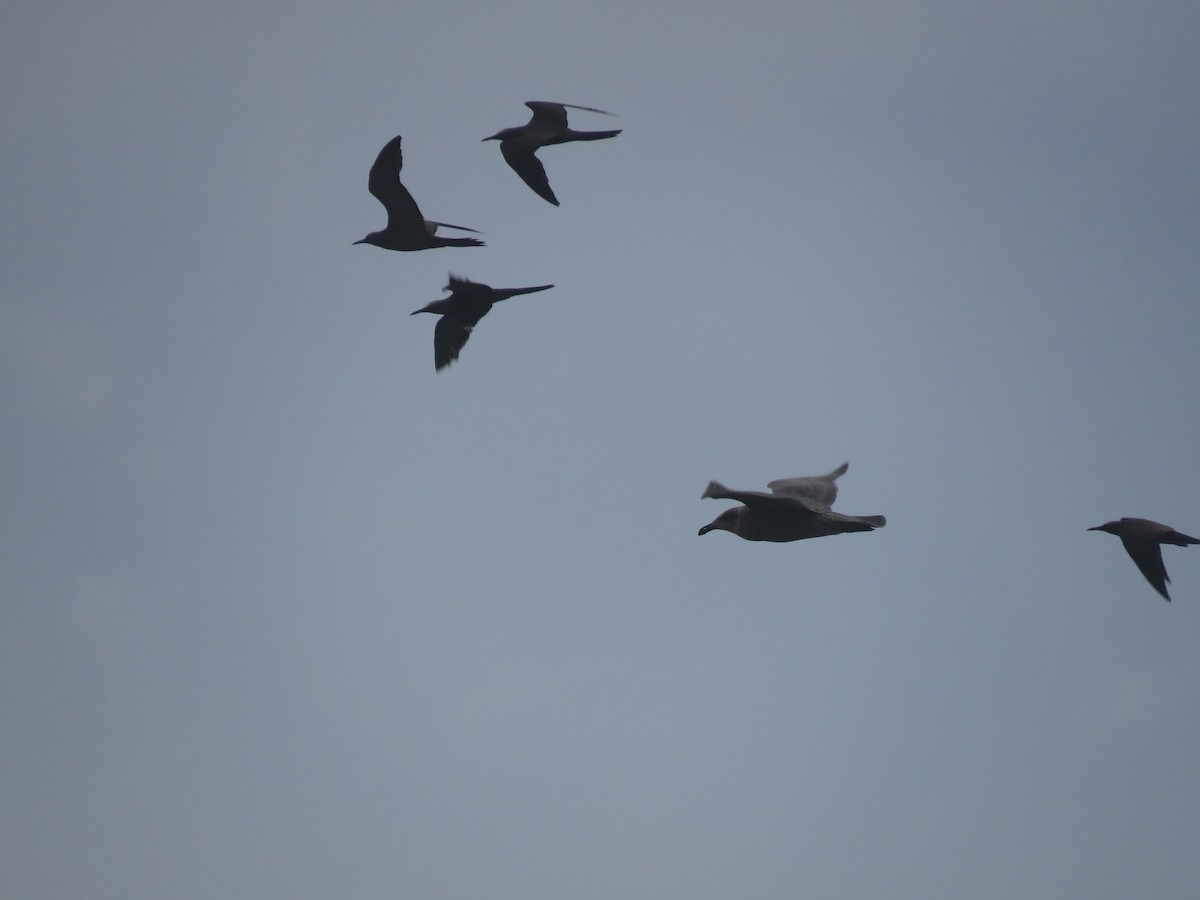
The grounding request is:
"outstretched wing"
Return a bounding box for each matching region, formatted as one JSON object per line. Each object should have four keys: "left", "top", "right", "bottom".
{"left": 768, "top": 463, "right": 849, "bottom": 509}
{"left": 432, "top": 316, "right": 474, "bottom": 371}
{"left": 367, "top": 136, "right": 426, "bottom": 233}
{"left": 526, "top": 101, "right": 615, "bottom": 128}
{"left": 446, "top": 273, "right": 481, "bottom": 292}
{"left": 524, "top": 101, "right": 570, "bottom": 130}
{"left": 702, "top": 481, "right": 820, "bottom": 516}
{"left": 500, "top": 140, "right": 559, "bottom": 205}
{"left": 1120, "top": 538, "right": 1172, "bottom": 600}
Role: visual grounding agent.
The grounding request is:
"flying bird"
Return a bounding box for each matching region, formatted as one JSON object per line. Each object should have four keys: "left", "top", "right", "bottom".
{"left": 411, "top": 275, "right": 554, "bottom": 371}
{"left": 1088, "top": 517, "right": 1199, "bottom": 601}
{"left": 698, "top": 462, "right": 886, "bottom": 542}
{"left": 354, "top": 135, "right": 483, "bottom": 251}
{"left": 484, "top": 101, "right": 621, "bottom": 206}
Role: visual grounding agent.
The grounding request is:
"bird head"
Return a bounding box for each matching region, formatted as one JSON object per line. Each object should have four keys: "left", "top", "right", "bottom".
{"left": 1088, "top": 521, "right": 1119, "bottom": 534}
{"left": 482, "top": 128, "right": 521, "bottom": 142}
{"left": 698, "top": 508, "right": 740, "bottom": 536}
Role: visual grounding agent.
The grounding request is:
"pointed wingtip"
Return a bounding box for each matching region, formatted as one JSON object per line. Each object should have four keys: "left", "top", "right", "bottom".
{"left": 431, "top": 221, "right": 482, "bottom": 234}
{"left": 554, "top": 102, "right": 618, "bottom": 117}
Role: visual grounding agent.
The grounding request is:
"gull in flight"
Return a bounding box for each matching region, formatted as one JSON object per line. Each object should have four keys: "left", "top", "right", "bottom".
{"left": 1088, "top": 517, "right": 1198, "bottom": 601}
{"left": 411, "top": 275, "right": 554, "bottom": 371}
{"left": 354, "top": 136, "right": 483, "bottom": 251}
{"left": 484, "top": 101, "right": 621, "bottom": 206}
{"left": 698, "top": 463, "right": 886, "bottom": 542}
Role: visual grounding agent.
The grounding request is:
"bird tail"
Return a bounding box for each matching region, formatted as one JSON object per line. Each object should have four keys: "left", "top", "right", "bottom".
{"left": 572, "top": 129, "right": 622, "bottom": 141}
{"left": 859, "top": 515, "right": 887, "bottom": 528}
{"left": 506, "top": 284, "right": 555, "bottom": 298}
{"left": 702, "top": 480, "right": 728, "bottom": 500}
{"left": 428, "top": 220, "right": 482, "bottom": 234}
{"left": 440, "top": 236, "right": 485, "bottom": 247}
{"left": 1168, "top": 530, "right": 1200, "bottom": 546}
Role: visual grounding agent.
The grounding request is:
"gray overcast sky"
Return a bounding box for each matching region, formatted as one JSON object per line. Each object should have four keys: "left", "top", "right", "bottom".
{"left": 3, "top": 1, "right": 1200, "bottom": 898}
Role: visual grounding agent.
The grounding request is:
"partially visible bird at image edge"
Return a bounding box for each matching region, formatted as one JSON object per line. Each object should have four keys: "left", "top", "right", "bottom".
{"left": 1088, "top": 517, "right": 1199, "bottom": 601}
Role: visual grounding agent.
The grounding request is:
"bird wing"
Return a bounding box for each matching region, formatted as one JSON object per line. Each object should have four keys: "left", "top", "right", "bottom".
{"left": 525, "top": 101, "right": 570, "bottom": 130}
{"left": 446, "top": 274, "right": 480, "bottom": 292}
{"left": 1120, "top": 537, "right": 1172, "bottom": 600}
{"left": 769, "top": 477, "right": 838, "bottom": 508}
{"left": 432, "top": 316, "right": 474, "bottom": 371}
{"left": 768, "top": 462, "right": 848, "bottom": 509}
{"left": 526, "top": 101, "right": 616, "bottom": 126}
{"left": 367, "top": 136, "right": 427, "bottom": 234}
{"left": 500, "top": 139, "right": 559, "bottom": 205}
{"left": 702, "top": 482, "right": 820, "bottom": 516}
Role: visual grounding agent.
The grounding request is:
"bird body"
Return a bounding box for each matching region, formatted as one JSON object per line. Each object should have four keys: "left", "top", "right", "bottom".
{"left": 411, "top": 275, "right": 553, "bottom": 370}
{"left": 484, "top": 101, "right": 621, "bottom": 205}
{"left": 1088, "top": 517, "right": 1199, "bottom": 600}
{"left": 698, "top": 463, "right": 886, "bottom": 542}
{"left": 355, "top": 136, "right": 483, "bottom": 251}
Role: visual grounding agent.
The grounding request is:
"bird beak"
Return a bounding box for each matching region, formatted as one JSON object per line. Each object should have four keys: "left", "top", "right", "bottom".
{"left": 352, "top": 238, "right": 366, "bottom": 245}
{"left": 698, "top": 524, "right": 712, "bottom": 536}
{"left": 1086, "top": 525, "right": 1102, "bottom": 531}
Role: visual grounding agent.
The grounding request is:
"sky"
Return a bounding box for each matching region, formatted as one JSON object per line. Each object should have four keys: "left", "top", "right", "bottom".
{"left": 3, "top": 1, "right": 1200, "bottom": 897}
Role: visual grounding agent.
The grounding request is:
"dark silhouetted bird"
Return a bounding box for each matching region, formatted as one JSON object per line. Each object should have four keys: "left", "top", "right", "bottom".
{"left": 411, "top": 275, "right": 554, "bottom": 371}
{"left": 484, "top": 101, "right": 621, "bottom": 205}
{"left": 1088, "top": 517, "right": 1199, "bottom": 601}
{"left": 354, "top": 136, "right": 483, "bottom": 251}
{"left": 698, "top": 462, "right": 886, "bottom": 542}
